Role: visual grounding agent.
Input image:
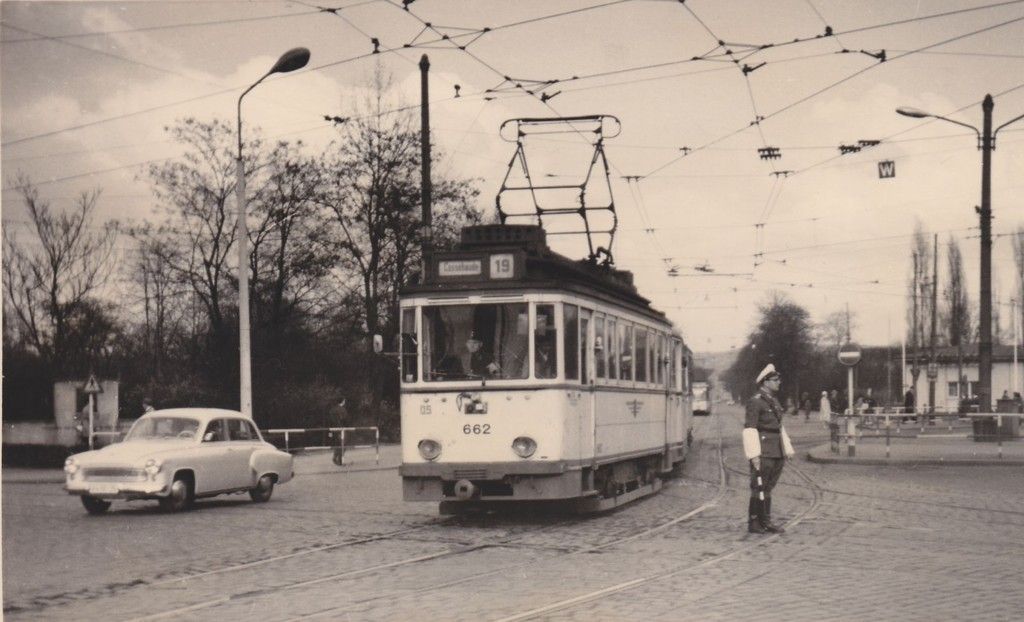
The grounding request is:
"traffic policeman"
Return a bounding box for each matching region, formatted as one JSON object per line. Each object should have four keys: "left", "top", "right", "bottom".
{"left": 743, "top": 364, "right": 795, "bottom": 534}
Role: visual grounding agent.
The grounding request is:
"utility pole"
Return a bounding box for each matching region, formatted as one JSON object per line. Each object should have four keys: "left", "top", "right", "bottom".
{"left": 978, "top": 95, "right": 994, "bottom": 413}
{"left": 910, "top": 251, "right": 920, "bottom": 400}
{"left": 929, "top": 233, "right": 938, "bottom": 415}
{"left": 419, "top": 54, "right": 433, "bottom": 279}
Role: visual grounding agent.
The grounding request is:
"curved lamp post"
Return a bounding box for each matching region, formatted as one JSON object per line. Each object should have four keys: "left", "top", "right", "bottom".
{"left": 897, "top": 96, "right": 1024, "bottom": 413}
{"left": 236, "top": 47, "right": 310, "bottom": 418}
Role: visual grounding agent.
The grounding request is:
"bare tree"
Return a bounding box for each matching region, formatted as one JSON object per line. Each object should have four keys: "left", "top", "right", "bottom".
{"left": 2, "top": 176, "right": 118, "bottom": 371}
{"left": 906, "top": 225, "right": 932, "bottom": 392}
{"left": 814, "top": 309, "right": 857, "bottom": 351}
{"left": 248, "top": 140, "right": 337, "bottom": 332}
{"left": 128, "top": 224, "right": 188, "bottom": 381}
{"left": 146, "top": 118, "right": 251, "bottom": 336}
{"left": 943, "top": 236, "right": 970, "bottom": 401}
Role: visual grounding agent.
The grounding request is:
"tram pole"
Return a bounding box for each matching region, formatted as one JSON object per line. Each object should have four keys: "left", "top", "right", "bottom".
{"left": 420, "top": 54, "right": 433, "bottom": 278}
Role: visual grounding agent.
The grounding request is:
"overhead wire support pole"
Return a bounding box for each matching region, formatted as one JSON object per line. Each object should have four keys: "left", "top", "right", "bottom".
{"left": 420, "top": 54, "right": 433, "bottom": 278}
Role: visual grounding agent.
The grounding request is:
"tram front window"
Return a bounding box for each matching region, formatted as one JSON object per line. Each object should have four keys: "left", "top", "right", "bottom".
{"left": 423, "top": 304, "right": 529, "bottom": 381}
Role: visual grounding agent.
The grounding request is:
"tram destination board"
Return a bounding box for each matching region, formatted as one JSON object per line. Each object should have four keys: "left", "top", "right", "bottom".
{"left": 432, "top": 251, "right": 524, "bottom": 283}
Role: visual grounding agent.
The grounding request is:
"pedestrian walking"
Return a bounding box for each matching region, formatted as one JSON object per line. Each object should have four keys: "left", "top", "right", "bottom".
{"left": 743, "top": 364, "right": 795, "bottom": 534}
{"left": 819, "top": 390, "right": 831, "bottom": 423}
{"left": 801, "top": 391, "right": 811, "bottom": 421}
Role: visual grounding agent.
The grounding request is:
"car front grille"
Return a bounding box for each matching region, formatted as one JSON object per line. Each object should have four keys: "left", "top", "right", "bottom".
{"left": 83, "top": 467, "right": 145, "bottom": 480}
{"left": 453, "top": 469, "right": 487, "bottom": 480}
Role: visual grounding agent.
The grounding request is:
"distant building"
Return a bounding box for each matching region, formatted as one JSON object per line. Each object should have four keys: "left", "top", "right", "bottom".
{"left": 903, "top": 345, "right": 1022, "bottom": 411}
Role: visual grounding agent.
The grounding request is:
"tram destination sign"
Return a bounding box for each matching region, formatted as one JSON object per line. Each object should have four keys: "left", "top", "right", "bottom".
{"left": 432, "top": 251, "right": 523, "bottom": 282}
{"left": 438, "top": 259, "right": 482, "bottom": 277}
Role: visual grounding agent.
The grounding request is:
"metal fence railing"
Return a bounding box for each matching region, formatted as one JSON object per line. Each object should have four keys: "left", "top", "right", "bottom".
{"left": 262, "top": 426, "right": 380, "bottom": 466}
{"left": 829, "top": 409, "right": 1023, "bottom": 459}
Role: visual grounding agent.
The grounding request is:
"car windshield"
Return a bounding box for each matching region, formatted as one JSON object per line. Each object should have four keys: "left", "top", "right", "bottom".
{"left": 126, "top": 416, "right": 201, "bottom": 441}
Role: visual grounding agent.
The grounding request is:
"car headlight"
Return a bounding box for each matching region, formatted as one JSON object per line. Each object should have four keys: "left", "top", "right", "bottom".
{"left": 143, "top": 459, "right": 163, "bottom": 477}
{"left": 417, "top": 439, "right": 442, "bottom": 461}
{"left": 511, "top": 436, "right": 537, "bottom": 458}
{"left": 64, "top": 457, "right": 79, "bottom": 475}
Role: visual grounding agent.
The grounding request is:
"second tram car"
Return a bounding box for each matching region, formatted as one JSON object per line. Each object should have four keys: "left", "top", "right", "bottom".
{"left": 398, "top": 225, "right": 695, "bottom": 512}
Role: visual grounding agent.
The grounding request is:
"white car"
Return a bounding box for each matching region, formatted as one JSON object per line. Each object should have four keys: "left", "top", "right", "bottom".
{"left": 64, "top": 408, "right": 294, "bottom": 514}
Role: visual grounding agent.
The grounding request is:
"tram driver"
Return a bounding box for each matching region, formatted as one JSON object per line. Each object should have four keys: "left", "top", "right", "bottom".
{"left": 466, "top": 333, "right": 500, "bottom": 377}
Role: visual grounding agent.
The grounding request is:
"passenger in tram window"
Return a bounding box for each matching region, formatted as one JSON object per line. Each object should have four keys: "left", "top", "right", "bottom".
{"left": 535, "top": 338, "right": 556, "bottom": 378}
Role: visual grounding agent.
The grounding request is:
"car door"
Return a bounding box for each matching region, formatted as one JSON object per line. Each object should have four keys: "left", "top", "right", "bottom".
{"left": 225, "top": 418, "right": 261, "bottom": 488}
{"left": 196, "top": 418, "right": 234, "bottom": 492}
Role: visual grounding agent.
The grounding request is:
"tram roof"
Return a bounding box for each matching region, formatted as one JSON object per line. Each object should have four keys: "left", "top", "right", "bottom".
{"left": 402, "top": 225, "right": 669, "bottom": 324}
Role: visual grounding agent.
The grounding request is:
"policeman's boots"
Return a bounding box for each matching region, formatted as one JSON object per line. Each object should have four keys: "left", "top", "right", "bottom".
{"left": 761, "top": 498, "right": 785, "bottom": 534}
{"left": 747, "top": 498, "right": 767, "bottom": 534}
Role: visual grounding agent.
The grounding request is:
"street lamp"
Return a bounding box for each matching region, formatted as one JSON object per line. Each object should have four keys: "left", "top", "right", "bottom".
{"left": 236, "top": 47, "right": 310, "bottom": 418}
{"left": 897, "top": 95, "right": 1024, "bottom": 413}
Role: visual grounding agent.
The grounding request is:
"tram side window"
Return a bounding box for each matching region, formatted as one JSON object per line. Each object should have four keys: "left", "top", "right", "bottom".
{"left": 580, "top": 309, "right": 591, "bottom": 384}
{"left": 659, "top": 336, "right": 667, "bottom": 385}
{"left": 670, "top": 340, "right": 680, "bottom": 391}
{"left": 635, "top": 328, "right": 648, "bottom": 383}
{"left": 535, "top": 304, "right": 557, "bottom": 378}
{"left": 607, "top": 317, "right": 619, "bottom": 380}
{"left": 564, "top": 304, "right": 579, "bottom": 380}
{"left": 401, "top": 308, "right": 418, "bottom": 383}
{"left": 594, "top": 315, "right": 606, "bottom": 379}
{"left": 620, "top": 323, "right": 633, "bottom": 381}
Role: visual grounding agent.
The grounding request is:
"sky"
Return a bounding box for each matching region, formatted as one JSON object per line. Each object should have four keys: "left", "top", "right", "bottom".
{"left": 2, "top": 0, "right": 1023, "bottom": 353}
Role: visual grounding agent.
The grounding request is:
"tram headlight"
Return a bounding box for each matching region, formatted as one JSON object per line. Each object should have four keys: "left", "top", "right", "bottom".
{"left": 511, "top": 436, "right": 537, "bottom": 459}
{"left": 418, "top": 439, "right": 442, "bottom": 461}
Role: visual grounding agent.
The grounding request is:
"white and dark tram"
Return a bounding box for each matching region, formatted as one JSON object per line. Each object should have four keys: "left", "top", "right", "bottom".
{"left": 398, "top": 224, "right": 695, "bottom": 512}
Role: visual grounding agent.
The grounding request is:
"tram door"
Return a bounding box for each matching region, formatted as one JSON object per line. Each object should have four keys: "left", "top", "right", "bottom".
{"left": 579, "top": 308, "right": 595, "bottom": 463}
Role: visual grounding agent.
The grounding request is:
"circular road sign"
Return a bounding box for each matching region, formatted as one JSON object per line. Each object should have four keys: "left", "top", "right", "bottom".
{"left": 838, "top": 342, "right": 861, "bottom": 367}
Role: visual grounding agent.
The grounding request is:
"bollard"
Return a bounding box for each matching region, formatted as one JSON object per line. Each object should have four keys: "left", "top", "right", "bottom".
{"left": 374, "top": 427, "right": 380, "bottom": 465}
{"left": 847, "top": 416, "right": 857, "bottom": 457}
{"left": 885, "top": 421, "right": 891, "bottom": 459}
{"left": 284, "top": 430, "right": 291, "bottom": 453}
{"left": 997, "top": 416, "right": 1003, "bottom": 459}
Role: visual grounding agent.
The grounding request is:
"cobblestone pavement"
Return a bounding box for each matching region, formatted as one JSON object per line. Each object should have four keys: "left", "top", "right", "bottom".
{"left": 4, "top": 408, "right": 1023, "bottom": 621}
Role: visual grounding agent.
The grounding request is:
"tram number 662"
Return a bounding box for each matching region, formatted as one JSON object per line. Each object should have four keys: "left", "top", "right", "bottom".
{"left": 463, "top": 424, "right": 491, "bottom": 435}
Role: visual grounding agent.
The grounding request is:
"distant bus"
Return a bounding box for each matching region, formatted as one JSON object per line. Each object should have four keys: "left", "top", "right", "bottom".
{"left": 692, "top": 381, "right": 711, "bottom": 416}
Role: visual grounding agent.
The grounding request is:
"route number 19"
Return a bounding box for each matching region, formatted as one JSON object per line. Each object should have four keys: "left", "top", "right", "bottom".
{"left": 490, "top": 254, "right": 514, "bottom": 279}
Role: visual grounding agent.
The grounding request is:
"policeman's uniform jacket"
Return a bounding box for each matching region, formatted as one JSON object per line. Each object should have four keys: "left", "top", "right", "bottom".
{"left": 742, "top": 390, "right": 795, "bottom": 460}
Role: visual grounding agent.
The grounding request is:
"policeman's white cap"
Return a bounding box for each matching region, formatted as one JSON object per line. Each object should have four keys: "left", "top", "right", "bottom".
{"left": 756, "top": 364, "right": 780, "bottom": 384}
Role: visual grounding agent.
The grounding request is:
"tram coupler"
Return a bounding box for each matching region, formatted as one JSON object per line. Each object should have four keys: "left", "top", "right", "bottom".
{"left": 454, "top": 479, "right": 478, "bottom": 500}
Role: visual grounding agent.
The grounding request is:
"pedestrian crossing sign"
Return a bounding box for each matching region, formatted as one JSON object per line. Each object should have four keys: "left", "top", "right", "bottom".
{"left": 83, "top": 375, "right": 102, "bottom": 394}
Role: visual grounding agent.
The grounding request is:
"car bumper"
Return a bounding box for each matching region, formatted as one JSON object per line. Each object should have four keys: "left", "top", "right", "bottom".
{"left": 65, "top": 480, "right": 170, "bottom": 499}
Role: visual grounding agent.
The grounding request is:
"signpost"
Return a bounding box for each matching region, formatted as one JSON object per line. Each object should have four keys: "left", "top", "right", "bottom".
{"left": 83, "top": 375, "right": 103, "bottom": 449}
{"left": 839, "top": 343, "right": 862, "bottom": 457}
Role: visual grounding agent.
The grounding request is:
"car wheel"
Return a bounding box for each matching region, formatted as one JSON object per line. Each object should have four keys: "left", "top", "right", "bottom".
{"left": 81, "top": 495, "right": 111, "bottom": 515}
{"left": 249, "top": 475, "right": 274, "bottom": 503}
{"left": 159, "top": 477, "right": 193, "bottom": 512}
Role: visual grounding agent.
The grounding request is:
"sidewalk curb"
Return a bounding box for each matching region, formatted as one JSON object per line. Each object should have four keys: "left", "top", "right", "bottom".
{"left": 805, "top": 449, "right": 1024, "bottom": 467}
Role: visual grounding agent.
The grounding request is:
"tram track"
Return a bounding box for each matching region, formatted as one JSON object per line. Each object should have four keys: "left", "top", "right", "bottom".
{"left": 490, "top": 445, "right": 826, "bottom": 622}
{"left": 119, "top": 417, "right": 730, "bottom": 621}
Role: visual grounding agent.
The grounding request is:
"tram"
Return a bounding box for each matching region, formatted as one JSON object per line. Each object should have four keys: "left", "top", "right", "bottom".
{"left": 397, "top": 224, "right": 695, "bottom": 512}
